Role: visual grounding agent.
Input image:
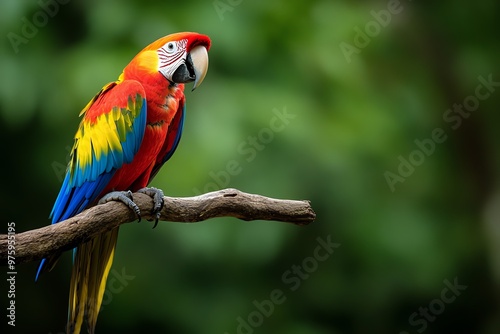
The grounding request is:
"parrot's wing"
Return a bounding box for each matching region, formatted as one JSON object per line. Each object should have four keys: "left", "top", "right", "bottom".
{"left": 36, "top": 79, "right": 146, "bottom": 279}
{"left": 51, "top": 80, "right": 147, "bottom": 223}
{"left": 148, "top": 96, "right": 186, "bottom": 181}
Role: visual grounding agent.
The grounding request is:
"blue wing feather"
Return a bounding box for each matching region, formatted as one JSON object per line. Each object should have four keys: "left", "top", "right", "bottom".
{"left": 163, "top": 104, "right": 185, "bottom": 163}
{"left": 148, "top": 102, "right": 186, "bottom": 181}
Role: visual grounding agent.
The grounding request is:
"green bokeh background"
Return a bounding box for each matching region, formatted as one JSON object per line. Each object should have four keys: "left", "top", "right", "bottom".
{"left": 1, "top": 0, "right": 499, "bottom": 333}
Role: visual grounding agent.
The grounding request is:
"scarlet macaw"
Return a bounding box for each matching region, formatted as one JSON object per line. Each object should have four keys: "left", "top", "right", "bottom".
{"left": 36, "top": 32, "right": 211, "bottom": 334}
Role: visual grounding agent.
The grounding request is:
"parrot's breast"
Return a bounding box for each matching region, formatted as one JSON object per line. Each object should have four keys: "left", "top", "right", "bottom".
{"left": 102, "top": 81, "right": 184, "bottom": 192}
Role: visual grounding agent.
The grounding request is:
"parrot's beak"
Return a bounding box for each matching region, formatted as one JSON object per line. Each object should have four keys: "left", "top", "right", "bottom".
{"left": 189, "top": 45, "right": 209, "bottom": 91}
{"left": 171, "top": 45, "right": 209, "bottom": 91}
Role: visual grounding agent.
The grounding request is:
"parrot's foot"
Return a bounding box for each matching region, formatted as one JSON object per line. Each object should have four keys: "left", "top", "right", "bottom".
{"left": 137, "top": 187, "right": 164, "bottom": 228}
{"left": 98, "top": 190, "right": 142, "bottom": 222}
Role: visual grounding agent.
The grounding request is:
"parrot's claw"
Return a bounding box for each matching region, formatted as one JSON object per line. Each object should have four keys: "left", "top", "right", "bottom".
{"left": 137, "top": 187, "right": 164, "bottom": 228}
{"left": 98, "top": 190, "right": 142, "bottom": 222}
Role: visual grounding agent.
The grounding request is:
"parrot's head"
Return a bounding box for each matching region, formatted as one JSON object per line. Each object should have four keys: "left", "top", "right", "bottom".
{"left": 131, "top": 32, "right": 211, "bottom": 91}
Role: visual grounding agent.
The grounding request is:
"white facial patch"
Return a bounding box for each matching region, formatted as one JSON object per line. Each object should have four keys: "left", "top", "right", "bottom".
{"left": 157, "top": 39, "right": 188, "bottom": 80}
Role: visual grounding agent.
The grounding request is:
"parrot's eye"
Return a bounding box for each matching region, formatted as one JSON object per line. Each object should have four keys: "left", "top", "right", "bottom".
{"left": 165, "top": 42, "right": 177, "bottom": 54}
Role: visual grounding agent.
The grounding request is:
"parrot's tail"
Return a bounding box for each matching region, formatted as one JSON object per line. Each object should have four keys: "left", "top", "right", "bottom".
{"left": 67, "top": 228, "right": 119, "bottom": 334}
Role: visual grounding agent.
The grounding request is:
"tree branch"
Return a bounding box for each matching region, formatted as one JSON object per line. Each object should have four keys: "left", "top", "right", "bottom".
{"left": 0, "top": 188, "right": 315, "bottom": 266}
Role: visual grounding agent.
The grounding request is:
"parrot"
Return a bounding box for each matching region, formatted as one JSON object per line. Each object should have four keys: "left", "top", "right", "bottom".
{"left": 35, "top": 32, "right": 211, "bottom": 334}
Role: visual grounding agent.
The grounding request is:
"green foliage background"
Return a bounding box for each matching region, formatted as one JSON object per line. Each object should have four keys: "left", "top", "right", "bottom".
{"left": 1, "top": 0, "right": 499, "bottom": 333}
